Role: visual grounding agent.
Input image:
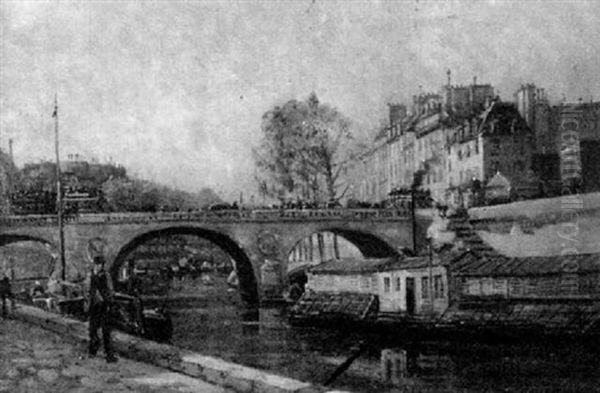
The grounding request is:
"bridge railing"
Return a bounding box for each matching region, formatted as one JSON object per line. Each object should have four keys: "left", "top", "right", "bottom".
{"left": 1, "top": 207, "right": 410, "bottom": 226}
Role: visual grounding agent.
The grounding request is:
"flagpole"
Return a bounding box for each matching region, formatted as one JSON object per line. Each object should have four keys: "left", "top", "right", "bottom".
{"left": 54, "top": 94, "right": 66, "bottom": 284}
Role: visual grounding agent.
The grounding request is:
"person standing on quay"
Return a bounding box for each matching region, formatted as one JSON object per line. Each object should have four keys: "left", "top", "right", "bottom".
{"left": 0, "top": 272, "right": 13, "bottom": 318}
{"left": 88, "top": 256, "right": 118, "bottom": 363}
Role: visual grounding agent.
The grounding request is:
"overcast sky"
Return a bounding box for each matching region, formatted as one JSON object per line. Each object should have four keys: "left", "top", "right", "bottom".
{"left": 1, "top": 0, "right": 599, "bottom": 199}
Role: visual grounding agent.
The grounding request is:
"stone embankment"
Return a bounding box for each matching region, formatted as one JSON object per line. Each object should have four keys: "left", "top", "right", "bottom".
{"left": 7, "top": 304, "right": 351, "bottom": 393}
{"left": 0, "top": 317, "right": 231, "bottom": 393}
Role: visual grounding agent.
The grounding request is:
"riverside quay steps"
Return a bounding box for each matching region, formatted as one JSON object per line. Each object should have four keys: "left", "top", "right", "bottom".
{"left": 11, "top": 304, "right": 350, "bottom": 393}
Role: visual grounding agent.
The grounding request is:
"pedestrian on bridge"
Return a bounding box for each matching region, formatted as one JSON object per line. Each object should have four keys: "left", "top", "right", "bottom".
{"left": 88, "top": 256, "right": 118, "bottom": 363}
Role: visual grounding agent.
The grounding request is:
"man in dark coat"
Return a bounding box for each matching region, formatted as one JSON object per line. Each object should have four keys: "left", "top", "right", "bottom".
{"left": 88, "top": 256, "right": 117, "bottom": 363}
{"left": 0, "top": 273, "right": 12, "bottom": 318}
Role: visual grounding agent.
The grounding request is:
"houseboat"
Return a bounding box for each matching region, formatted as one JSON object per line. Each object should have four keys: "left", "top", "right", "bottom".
{"left": 289, "top": 255, "right": 449, "bottom": 326}
{"left": 440, "top": 251, "right": 600, "bottom": 336}
{"left": 289, "top": 251, "right": 600, "bottom": 337}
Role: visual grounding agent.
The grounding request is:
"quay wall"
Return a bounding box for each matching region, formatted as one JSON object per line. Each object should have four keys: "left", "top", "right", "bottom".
{"left": 468, "top": 192, "right": 600, "bottom": 256}
{"left": 12, "top": 304, "right": 350, "bottom": 393}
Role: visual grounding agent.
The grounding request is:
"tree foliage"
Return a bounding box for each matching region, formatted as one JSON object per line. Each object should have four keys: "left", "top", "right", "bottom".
{"left": 102, "top": 178, "right": 221, "bottom": 212}
{"left": 254, "top": 93, "right": 355, "bottom": 204}
{"left": 9, "top": 159, "right": 221, "bottom": 214}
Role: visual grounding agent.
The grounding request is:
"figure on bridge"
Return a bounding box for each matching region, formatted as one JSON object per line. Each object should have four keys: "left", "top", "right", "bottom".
{"left": 87, "top": 256, "right": 117, "bottom": 363}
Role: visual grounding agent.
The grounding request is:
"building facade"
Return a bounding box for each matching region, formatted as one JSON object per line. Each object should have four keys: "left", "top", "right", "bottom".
{"left": 516, "top": 84, "right": 600, "bottom": 194}
{"left": 345, "top": 74, "right": 536, "bottom": 208}
{"left": 305, "top": 256, "right": 448, "bottom": 316}
{"left": 0, "top": 149, "right": 17, "bottom": 215}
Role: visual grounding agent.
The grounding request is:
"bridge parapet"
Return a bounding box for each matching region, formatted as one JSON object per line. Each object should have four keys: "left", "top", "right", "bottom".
{"left": 0, "top": 214, "right": 59, "bottom": 227}
{"left": 1, "top": 208, "right": 410, "bottom": 227}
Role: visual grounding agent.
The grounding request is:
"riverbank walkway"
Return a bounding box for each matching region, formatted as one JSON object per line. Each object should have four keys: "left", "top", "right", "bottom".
{"left": 0, "top": 318, "right": 232, "bottom": 393}
{"left": 1, "top": 304, "right": 344, "bottom": 393}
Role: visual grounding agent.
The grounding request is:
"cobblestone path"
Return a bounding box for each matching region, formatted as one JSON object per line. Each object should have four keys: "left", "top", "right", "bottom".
{"left": 0, "top": 318, "right": 232, "bottom": 393}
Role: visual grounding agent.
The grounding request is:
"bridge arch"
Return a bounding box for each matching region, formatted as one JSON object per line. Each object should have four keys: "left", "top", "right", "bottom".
{"left": 326, "top": 228, "right": 400, "bottom": 258}
{"left": 286, "top": 227, "right": 401, "bottom": 262}
{"left": 111, "top": 226, "right": 258, "bottom": 305}
{"left": 0, "top": 234, "right": 58, "bottom": 287}
{"left": 0, "top": 234, "right": 55, "bottom": 249}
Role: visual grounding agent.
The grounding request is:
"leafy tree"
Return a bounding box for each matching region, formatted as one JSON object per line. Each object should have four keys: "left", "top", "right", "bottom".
{"left": 102, "top": 178, "right": 139, "bottom": 211}
{"left": 102, "top": 177, "right": 222, "bottom": 212}
{"left": 254, "top": 93, "right": 355, "bottom": 204}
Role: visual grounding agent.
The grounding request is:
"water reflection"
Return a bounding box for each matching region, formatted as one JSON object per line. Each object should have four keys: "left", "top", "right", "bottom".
{"left": 169, "top": 302, "right": 600, "bottom": 393}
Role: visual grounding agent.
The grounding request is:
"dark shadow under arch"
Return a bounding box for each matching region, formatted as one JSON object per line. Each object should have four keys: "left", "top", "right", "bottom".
{"left": 0, "top": 234, "right": 57, "bottom": 280}
{"left": 324, "top": 228, "right": 399, "bottom": 258}
{"left": 111, "top": 227, "right": 259, "bottom": 305}
{"left": 0, "top": 234, "right": 54, "bottom": 249}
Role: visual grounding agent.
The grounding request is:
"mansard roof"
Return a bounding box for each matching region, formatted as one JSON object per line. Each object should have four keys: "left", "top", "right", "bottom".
{"left": 477, "top": 101, "right": 532, "bottom": 136}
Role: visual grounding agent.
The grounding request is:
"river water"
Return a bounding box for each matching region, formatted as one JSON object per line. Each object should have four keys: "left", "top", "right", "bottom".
{"left": 167, "top": 283, "right": 600, "bottom": 393}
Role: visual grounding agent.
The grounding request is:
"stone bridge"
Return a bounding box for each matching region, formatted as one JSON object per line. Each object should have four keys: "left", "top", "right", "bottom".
{"left": 0, "top": 208, "right": 421, "bottom": 303}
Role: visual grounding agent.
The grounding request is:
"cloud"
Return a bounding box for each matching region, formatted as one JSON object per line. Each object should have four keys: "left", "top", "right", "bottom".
{"left": 1, "top": 0, "right": 599, "bottom": 199}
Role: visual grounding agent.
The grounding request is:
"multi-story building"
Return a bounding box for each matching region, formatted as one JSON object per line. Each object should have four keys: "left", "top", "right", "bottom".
{"left": 555, "top": 101, "right": 600, "bottom": 192}
{"left": 344, "top": 73, "right": 537, "bottom": 208}
{"left": 516, "top": 84, "right": 600, "bottom": 193}
{"left": 515, "top": 84, "right": 561, "bottom": 193}
{"left": 0, "top": 149, "right": 17, "bottom": 215}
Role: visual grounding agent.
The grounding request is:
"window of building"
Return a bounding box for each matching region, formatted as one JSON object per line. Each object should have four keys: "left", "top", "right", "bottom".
{"left": 475, "top": 140, "right": 479, "bottom": 154}
{"left": 492, "top": 161, "right": 500, "bottom": 173}
{"left": 457, "top": 149, "right": 462, "bottom": 161}
{"left": 434, "top": 275, "right": 444, "bottom": 298}
{"left": 360, "top": 276, "right": 370, "bottom": 291}
{"left": 421, "top": 277, "right": 430, "bottom": 300}
{"left": 466, "top": 145, "right": 471, "bottom": 158}
{"left": 491, "top": 138, "right": 501, "bottom": 156}
{"left": 395, "top": 277, "right": 401, "bottom": 291}
{"left": 371, "top": 276, "right": 378, "bottom": 291}
{"left": 384, "top": 277, "right": 391, "bottom": 293}
{"left": 515, "top": 160, "right": 525, "bottom": 172}
{"left": 326, "top": 276, "right": 334, "bottom": 287}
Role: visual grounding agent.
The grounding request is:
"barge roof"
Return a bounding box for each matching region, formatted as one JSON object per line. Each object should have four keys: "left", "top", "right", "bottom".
{"left": 451, "top": 251, "right": 600, "bottom": 277}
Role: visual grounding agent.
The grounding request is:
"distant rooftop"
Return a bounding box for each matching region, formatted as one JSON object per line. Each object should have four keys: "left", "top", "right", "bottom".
{"left": 308, "top": 255, "right": 437, "bottom": 275}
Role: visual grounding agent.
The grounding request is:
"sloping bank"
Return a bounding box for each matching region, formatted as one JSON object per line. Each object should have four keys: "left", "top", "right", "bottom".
{"left": 12, "top": 304, "right": 350, "bottom": 393}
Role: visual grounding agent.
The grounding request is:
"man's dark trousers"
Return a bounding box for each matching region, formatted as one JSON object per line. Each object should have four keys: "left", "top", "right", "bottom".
{"left": 88, "top": 302, "right": 113, "bottom": 357}
{"left": 1, "top": 279, "right": 11, "bottom": 318}
{"left": 1, "top": 293, "right": 8, "bottom": 317}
